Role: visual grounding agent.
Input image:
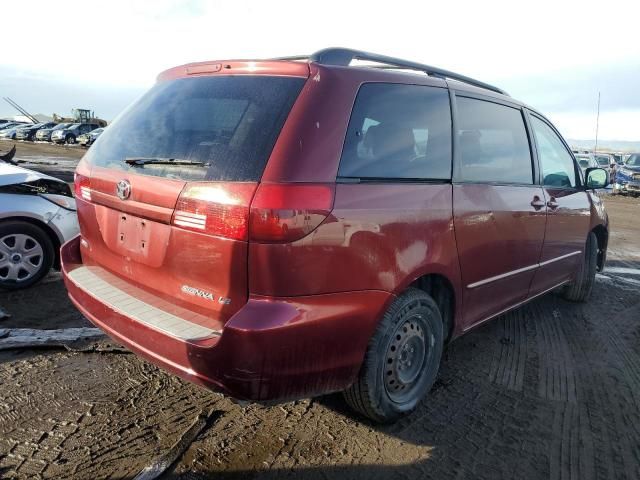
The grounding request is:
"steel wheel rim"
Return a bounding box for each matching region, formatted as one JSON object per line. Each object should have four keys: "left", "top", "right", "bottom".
{"left": 384, "top": 315, "right": 429, "bottom": 403}
{"left": 0, "top": 233, "right": 44, "bottom": 282}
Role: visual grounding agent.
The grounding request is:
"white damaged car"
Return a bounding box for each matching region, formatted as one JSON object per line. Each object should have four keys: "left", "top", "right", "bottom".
{"left": 0, "top": 163, "right": 78, "bottom": 289}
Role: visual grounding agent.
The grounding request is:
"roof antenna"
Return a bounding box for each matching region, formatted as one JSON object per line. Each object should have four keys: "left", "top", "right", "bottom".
{"left": 594, "top": 91, "right": 600, "bottom": 155}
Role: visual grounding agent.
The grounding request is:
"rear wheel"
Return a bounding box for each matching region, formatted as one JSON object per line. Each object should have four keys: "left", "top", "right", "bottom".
{"left": 343, "top": 288, "right": 444, "bottom": 423}
{"left": 562, "top": 231, "right": 598, "bottom": 302}
{"left": 0, "top": 221, "right": 55, "bottom": 290}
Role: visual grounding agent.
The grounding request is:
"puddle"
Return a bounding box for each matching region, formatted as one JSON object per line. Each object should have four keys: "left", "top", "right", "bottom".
{"left": 604, "top": 267, "right": 640, "bottom": 276}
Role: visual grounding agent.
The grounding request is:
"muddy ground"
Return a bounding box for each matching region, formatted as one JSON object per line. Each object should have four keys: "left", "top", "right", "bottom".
{"left": 0, "top": 141, "right": 639, "bottom": 479}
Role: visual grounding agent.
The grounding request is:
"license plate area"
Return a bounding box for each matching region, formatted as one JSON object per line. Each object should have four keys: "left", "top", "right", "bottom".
{"left": 95, "top": 205, "right": 170, "bottom": 268}
{"left": 118, "top": 213, "right": 151, "bottom": 252}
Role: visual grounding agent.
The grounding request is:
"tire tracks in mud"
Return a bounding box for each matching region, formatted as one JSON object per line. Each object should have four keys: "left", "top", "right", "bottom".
{"left": 488, "top": 309, "right": 527, "bottom": 392}
{"left": 477, "top": 285, "right": 640, "bottom": 480}
{"left": 0, "top": 352, "right": 224, "bottom": 479}
{"left": 545, "top": 294, "right": 640, "bottom": 480}
{"left": 532, "top": 302, "right": 577, "bottom": 404}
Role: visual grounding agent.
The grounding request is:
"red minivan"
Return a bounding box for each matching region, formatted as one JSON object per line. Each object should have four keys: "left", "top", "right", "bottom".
{"left": 62, "top": 48, "right": 609, "bottom": 422}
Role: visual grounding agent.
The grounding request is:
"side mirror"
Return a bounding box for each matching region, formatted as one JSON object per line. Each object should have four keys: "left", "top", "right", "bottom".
{"left": 585, "top": 167, "right": 609, "bottom": 190}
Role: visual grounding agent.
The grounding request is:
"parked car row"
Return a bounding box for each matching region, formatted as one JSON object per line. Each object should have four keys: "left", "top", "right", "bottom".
{"left": 0, "top": 122, "right": 30, "bottom": 140}
{"left": 35, "top": 122, "right": 72, "bottom": 141}
{"left": 572, "top": 149, "right": 629, "bottom": 165}
{"left": 0, "top": 120, "right": 104, "bottom": 145}
{"left": 0, "top": 121, "right": 28, "bottom": 130}
{"left": 15, "top": 122, "right": 57, "bottom": 141}
{"left": 574, "top": 152, "right": 632, "bottom": 185}
{"left": 51, "top": 123, "right": 102, "bottom": 144}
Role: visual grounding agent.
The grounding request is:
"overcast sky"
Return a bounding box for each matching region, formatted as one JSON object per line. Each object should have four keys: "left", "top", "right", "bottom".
{"left": 2, "top": 0, "right": 639, "bottom": 140}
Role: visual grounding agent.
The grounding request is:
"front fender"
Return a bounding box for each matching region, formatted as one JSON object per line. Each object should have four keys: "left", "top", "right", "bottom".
{"left": 0, "top": 193, "right": 78, "bottom": 245}
{"left": 587, "top": 191, "right": 608, "bottom": 231}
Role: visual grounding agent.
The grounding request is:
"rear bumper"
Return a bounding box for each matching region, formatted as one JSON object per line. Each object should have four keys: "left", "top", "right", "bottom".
{"left": 61, "top": 235, "right": 391, "bottom": 402}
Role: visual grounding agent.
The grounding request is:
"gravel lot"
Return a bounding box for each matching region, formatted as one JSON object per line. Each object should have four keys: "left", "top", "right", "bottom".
{"left": 1, "top": 141, "right": 639, "bottom": 479}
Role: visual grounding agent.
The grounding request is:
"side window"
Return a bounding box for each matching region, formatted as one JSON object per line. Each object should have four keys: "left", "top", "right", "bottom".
{"left": 339, "top": 83, "right": 452, "bottom": 180}
{"left": 530, "top": 116, "right": 576, "bottom": 188}
{"left": 456, "top": 97, "right": 533, "bottom": 184}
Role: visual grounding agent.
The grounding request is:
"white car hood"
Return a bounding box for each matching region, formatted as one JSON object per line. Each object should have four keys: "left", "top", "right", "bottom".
{"left": 0, "top": 162, "right": 64, "bottom": 187}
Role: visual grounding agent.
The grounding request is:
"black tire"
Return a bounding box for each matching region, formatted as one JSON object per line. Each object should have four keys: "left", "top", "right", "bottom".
{"left": 0, "top": 221, "right": 55, "bottom": 290}
{"left": 562, "top": 232, "right": 598, "bottom": 302}
{"left": 66, "top": 134, "right": 76, "bottom": 144}
{"left": 343, "top": 288, "right": 444, "bottom": 423}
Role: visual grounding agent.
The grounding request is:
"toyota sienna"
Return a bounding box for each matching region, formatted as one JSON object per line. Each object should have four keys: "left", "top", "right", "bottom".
{"left": 62, "top": 48, "right": 610, "bottom": 422}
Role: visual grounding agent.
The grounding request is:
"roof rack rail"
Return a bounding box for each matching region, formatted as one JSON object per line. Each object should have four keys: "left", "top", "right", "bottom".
{"left": 274, "top": 48, "right": 508, "bottom": 96}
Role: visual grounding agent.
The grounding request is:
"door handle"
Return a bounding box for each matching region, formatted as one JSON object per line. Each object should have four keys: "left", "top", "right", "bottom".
{"left": 530, "top": 196, "right": 545, "bottom": 209}
{"left": 547, "top": 198, "right": 559, "bottom": 210}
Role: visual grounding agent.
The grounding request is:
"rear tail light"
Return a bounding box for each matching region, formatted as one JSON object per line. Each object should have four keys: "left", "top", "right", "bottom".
{"left": 171, "top": 182, "right": 335, "bottom": 243}
{"left": 74, "top": 173, "right": 92, "bottom": 201}
{"left": 172, "top": 182, "right": 258, "bottom": 240}
{"left": 249, "top": 183, "right": 335, "bottom": 243}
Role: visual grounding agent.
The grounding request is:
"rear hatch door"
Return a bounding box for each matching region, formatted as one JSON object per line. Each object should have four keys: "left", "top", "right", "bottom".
{"left": 77, "top": 73, "right": 306, "bottom": 327}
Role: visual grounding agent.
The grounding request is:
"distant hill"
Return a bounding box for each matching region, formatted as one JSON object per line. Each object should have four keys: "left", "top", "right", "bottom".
{"left": 0, "top": 113, "right": 53, "bottom": 123}
{"left": 568, "top": 139, "right": 640, "bottom": 153}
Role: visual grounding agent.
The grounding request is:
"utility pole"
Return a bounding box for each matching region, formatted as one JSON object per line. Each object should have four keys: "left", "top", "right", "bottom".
{"left": 594, "top": 91, "right": 601, "bottom": 154}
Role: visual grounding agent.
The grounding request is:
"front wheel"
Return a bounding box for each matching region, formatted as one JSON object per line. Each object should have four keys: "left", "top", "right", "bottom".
{"left": 65, "top": 135, "right": 76, "bottom": 144}
{"left": 343, "top": 288, "right": 444, "bottom": 423}
{"left": 562, "top": 232, "right": 598, "bottom": 302}
{"left": 0, "top": 221, "right": 55, "bottom": 290}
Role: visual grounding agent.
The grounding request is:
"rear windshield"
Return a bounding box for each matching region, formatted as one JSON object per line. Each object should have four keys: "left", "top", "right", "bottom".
{"left": 84, "top": 76, "right": 305, "bottom": 181}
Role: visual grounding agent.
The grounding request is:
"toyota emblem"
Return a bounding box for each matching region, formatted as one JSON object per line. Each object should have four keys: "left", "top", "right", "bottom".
{"left": 116, "top": 180, "right": 131, "bottom": 200}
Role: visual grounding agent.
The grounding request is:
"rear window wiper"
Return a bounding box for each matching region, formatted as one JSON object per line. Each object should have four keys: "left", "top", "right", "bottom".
{"left": 125, "top": 157, "right": 206, "bottom": 167}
